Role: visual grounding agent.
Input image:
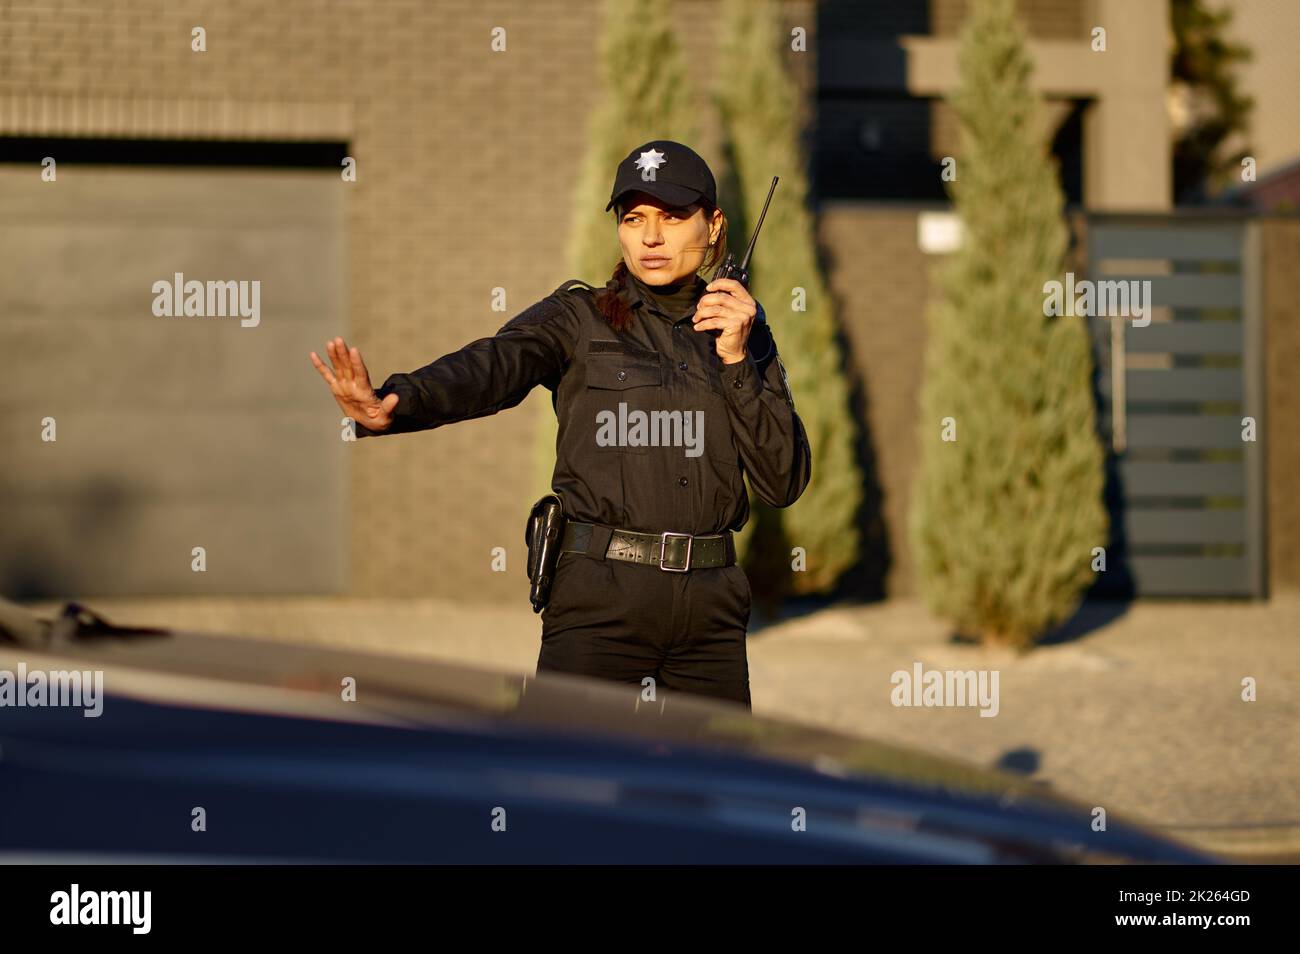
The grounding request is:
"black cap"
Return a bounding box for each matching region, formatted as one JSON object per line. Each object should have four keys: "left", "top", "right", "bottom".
{"left": 605, "top": 140, "right": 718, "bottom": 213}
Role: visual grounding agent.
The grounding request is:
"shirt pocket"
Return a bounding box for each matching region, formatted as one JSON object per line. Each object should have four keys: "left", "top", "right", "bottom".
{"left": 583, "top": 352, "right": 665, "bottom": 458}
{"left": 583, "top": 352, "right": 663, "bottom": 390}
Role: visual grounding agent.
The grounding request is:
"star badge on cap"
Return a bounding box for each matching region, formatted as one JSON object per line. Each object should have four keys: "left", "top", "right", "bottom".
{"left": 636, "top": 148, "right": 666, "bottom": 181}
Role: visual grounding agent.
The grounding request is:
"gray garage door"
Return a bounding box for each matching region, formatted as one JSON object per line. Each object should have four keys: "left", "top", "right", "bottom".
{"left": 0, "top": 163, "right": 346, "bottom": 597}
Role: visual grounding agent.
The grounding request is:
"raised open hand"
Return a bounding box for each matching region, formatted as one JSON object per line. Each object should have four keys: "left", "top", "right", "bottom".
{"left": 309, "top": 336, "right": 399, "bottom": 432}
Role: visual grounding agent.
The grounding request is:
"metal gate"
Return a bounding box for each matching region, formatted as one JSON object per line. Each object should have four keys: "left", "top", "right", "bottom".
{"left": 1087, "top": 214, "right": 1267, "bottom": 597}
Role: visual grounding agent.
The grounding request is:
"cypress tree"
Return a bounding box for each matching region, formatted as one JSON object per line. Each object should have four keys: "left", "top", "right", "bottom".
{"left": 909, "top": 0, "right": 1108, "bottom": 648}
{"left": 1171, "top": 0, "right": 1254, "bottom": 202}
{"left": 715, "top": 0, "right": 863, "bottom": 597}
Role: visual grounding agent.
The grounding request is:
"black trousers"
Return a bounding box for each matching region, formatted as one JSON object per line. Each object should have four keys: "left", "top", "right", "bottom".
{"left": 536, "top": 550, "right": 753, "bottom": 710}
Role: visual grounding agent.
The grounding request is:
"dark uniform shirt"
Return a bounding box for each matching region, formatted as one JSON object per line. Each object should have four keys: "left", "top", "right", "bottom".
{"left": 355, "top": 272, "right": 812, "bottom": 536}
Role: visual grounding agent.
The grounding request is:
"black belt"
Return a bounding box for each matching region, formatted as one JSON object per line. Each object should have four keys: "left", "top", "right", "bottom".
{"left": 560, "top": 521, "right": 734, "bottom": 572}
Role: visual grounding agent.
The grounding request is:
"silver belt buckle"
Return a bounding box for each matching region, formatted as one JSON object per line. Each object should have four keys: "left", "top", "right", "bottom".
{"left": 659, "top": 531, "right": 692, "bottom": 572}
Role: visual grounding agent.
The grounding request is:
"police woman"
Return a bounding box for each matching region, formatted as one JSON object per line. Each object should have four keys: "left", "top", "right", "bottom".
{"left": 310, "top": 140, "right": 811, "bottom": 710}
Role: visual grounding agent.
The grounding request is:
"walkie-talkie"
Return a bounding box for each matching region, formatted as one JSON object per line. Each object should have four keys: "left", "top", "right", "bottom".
{"left": 712, "top": 175, "right": 779, "bottom": 291}
{"left": 706, "top": 176, "right": 778, "bottom": 339}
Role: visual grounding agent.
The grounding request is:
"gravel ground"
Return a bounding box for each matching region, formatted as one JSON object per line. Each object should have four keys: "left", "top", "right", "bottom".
{"left": 21, "top": 590, "right": 1300, "bottom": 858}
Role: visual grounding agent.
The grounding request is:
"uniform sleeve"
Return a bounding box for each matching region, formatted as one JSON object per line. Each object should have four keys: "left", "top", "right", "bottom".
{"left": 716, "top": 316, "right": 812, "bottom": 508}
{"left": 354, "top": 293, "right": 580, "bottom": 438}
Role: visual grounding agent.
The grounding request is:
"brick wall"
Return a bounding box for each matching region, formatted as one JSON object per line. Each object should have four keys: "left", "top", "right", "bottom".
{"left": 818, "top": 204, "right": 938, "bottom": 598}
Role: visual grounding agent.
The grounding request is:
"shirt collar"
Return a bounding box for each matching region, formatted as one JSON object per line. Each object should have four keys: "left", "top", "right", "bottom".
{"left": 622, "top": 270, "right": 708, "bottom": 323}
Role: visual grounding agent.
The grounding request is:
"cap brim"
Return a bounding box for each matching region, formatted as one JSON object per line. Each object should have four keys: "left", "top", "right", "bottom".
{"left": 606, "top": 181, "right": 705, "bottom": 212}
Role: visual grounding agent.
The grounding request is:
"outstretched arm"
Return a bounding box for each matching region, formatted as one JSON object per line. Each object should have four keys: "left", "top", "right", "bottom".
{"left": 311, "top": 294, "right": 580, "bottom": 439}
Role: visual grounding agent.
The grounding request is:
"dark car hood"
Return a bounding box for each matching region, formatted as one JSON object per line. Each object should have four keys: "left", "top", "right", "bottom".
{"left": 0, "top": 598, "right": 1215, "bottom": 864}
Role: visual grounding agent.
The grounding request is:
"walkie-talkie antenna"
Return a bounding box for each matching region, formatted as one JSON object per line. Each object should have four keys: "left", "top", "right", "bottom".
{"left": 739, "top": 176, "right": 779, "bottom": 274}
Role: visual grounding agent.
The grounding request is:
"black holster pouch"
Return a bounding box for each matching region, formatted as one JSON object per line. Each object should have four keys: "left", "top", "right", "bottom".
{"left": 525, "top": 493, "right": 566, "bottom": 613}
